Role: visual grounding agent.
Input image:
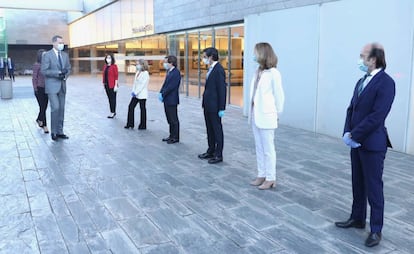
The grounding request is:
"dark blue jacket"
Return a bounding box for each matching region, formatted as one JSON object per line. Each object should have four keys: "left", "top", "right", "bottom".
{"left": 160, "top": 67, "right": 181, "bottom": 106}
{"left": 202, "top": 62, "right": 227, "bottom": 112}
{"left": 344, "top": 69, "right": 395, "bottom": 151}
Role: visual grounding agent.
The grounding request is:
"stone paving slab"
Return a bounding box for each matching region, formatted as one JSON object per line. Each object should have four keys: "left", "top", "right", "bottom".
{"left": 0, "top": 76, "right": 413, "bottom": 253}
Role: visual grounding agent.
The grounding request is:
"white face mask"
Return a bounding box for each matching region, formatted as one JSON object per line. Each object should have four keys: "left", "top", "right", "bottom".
{"left": 202, "top": 57, "right": 209, "bottom": 65}
{"left": 106, "top": 58, "right": 111, "bottom": 64}
{"left": 57, "top": 43, "right": 64, "bottom": 51}
{"left": 163, "top": 62, "right": 169, "bottom": 70}
{"left": 136, "top": 64, "right": 142, "bottom": 71}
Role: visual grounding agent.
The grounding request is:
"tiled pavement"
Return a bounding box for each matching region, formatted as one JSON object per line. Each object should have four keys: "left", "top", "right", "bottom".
{"left": 0, "top": 75, "right": 413, "bottom": 254}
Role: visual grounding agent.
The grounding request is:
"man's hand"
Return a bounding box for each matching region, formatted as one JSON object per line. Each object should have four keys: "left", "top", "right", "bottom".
{"left": 342, "top": 132, "right": 361, "bottom": 148}
{"left": 218, "top": 110, "right": 225, "bottom": 118}
{"left": 158, "top": 93, "right": 163, "bottom": 102}
{"left": 131, "top": 92, "right": 136, "bottom": 97}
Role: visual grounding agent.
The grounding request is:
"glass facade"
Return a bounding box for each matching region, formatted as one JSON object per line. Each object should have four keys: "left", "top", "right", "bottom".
{"left": 72, "top": 24, "right": 244, "bottom": 107}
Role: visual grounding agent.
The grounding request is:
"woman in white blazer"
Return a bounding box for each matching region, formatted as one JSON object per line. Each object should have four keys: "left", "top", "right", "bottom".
{"left": 124, "top": 59, "right": 150, "bottom": 129}
{"left": 248, "top": 42, "right": 285, "bottom": 190}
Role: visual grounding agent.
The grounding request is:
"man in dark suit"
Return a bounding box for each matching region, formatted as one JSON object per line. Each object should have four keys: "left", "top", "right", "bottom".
{"left": 41, "top": 35, "right": 71, "bottom": 141}
{"left": 159, "top": 55, "right": 181, "bottom": 144}
{"left": 335, "top": 43, "right": 395, "bottom": 247}
{"left": 198, "top": 47, "right": 227, "bottom": 164}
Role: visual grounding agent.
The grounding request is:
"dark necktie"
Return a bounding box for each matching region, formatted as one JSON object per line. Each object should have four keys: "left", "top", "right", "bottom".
{"left": 357, "top": 74, "right": 369, "bottom": 96}
{"left": 58, "top": 52, "right": 63, "bottom": 71}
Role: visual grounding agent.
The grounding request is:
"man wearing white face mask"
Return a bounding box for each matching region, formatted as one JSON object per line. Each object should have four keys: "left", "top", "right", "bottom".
{"left": 125, "top": 59, "right": 150, "bottom": 129}
{"left": 41, "top": 35, "right": 71, "bottom": 141}
{"left": 159, "top": 55, "right": 181, "bottom": 144}
{"left": 198, "top": 47, "right": 227, "bottom": 164}
{"left": 335, "top": 43, "right": 395, "bottom": 248}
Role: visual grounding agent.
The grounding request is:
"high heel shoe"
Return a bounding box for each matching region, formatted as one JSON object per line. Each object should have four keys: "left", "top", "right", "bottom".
{"left": 258, "top": 181, "right": 276, "bottom": 190}
{"left": 36, "top": 120, "right": 43, "bottom": 127}
{"left": 43, "top": 126, "right": 49, "bottom": 134}
{"left": 107, "top": 113, "right": 116, "bottom": 118}
{"left": 250, "top": 177, "right": 265, "bottom": 186}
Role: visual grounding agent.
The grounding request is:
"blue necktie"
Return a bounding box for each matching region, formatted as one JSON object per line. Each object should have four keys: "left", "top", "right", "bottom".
{"left": 358, "top": 74, "right": 369, "bottom": 96}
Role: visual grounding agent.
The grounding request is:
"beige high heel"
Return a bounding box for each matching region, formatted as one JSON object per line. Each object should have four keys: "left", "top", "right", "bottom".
{"left": 258, "top": 181, "right": 276, "bottom": 190}
{"left": 250, "top": 177, "right": 265, "bottom": 186}
{"left": 43, "top": 126, "right": 49, "bottom": 134}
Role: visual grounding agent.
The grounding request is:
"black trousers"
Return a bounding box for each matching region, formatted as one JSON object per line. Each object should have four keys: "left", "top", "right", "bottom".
{"left": 8, "top": 68, "right": 14, "bottom": 81}
{"left": 127, "top": 97, "right": 146, "bottom": 128}
{"left": 204, "top": 109, "right": 224, "bottom": 157}
{"left": 35, "top": 87, "right": 48, "bottom": 126}
{"left": 104, "top": 84, "right": 117, "bottom": 113}
{"left": 164, "top": 104, "right": 179, "bottom": 140}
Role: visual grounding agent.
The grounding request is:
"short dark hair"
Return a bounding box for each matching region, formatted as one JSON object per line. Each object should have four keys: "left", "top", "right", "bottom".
{"left": 52, "top": 35, "right": 62, "bottom": 42}
{"left": 105, "top": 53, "right": 116, "bottom": 64}
{"left": 203, "top": 47, "right": 219, "bottom": 61}
{"left": 166, "top": 55, "right": 177, "bottom": 67}
{"left": 36, "top": 49, "right": 45, "bottom": 63}
{"left": 369, "top": 44, "right": 386, "bottom": 69}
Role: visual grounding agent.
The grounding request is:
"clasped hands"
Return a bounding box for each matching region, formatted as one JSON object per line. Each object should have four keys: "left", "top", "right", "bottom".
{"left": 58, "top": 69, "right": 68, "bottom": 80}
{"left": 342, "top": 132, "right": 361, "bottom": 148}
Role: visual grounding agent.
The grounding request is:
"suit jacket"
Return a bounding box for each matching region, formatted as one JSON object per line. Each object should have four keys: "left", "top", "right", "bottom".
{"left": 102, "top": 64, "right": 118, "bottom": 88}
{"left": 41, "top": 49, "right": 71, "bottom": 94}
{"left": 344, "top": 69, "right": 395, "bottom": 151}
{"left": 248, "top": 68, "right": 285, "bottom": 129}
{"left": 132, "top": 70, "right": 149, "bottom": 99}
{"left": 202, "top": 62, "right": 227, "bottom": 112}
{"left": 160, "top": 67, "right": 181, "bottom": 106}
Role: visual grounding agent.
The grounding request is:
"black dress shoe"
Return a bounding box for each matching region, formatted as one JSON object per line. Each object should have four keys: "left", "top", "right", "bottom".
{"left": 167, "top": 138, "right": 179, "bottom": 144}
{"left": 124, "top": 126, "right": 133, "bottom": 129}
{"left": 365, "top": 232, "right": 381, "bottom": 247}
{"left": 162, "top": 137, "right": 171, "bottom": 142}
{"left": 208, "top": 156, "right": 223, "bottom": 164}
{"left": 107, "top": 113, "right": 116, "bottom": 118}
{"left": 198, "top": 153, "right": 214, "bottom": 159}
{"left": 57, "top": 134, "right": 69, "bottom": 139}
{"left": 335, "top": 218, "right": 365, "bottom": 229}
{"left": 138, "top": 126, "right": 146, "bottom": 130}
{"left": 51, "top": 133, "right": 58, "bottom": 141}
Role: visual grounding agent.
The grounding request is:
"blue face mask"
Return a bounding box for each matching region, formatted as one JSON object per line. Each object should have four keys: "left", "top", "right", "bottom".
{"left": 163, "top": 62, "right": 169, "bottom": 70}
{"left": 358, "top": 58, "right": 368, "bottom": 72}
{"left": 253, "top": 55, "right": 257, "bottom": 62}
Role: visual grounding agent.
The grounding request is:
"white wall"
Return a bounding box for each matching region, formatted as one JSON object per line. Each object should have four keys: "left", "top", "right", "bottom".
{"left": 244, "top": 0, "right": 414, "bottom": 154}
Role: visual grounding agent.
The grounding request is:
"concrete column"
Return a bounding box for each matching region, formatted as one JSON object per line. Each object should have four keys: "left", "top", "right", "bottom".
{"left": 117, "top": 42, "right": 126, "bottom": 84}
{"left": 72, "top": 48, "right": 79, "bottom": 74}
{"left": 90, "top": 47, "right": 97, "bottom": 76}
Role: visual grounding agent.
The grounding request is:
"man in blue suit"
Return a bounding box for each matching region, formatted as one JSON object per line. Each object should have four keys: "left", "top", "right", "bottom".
{"left": 197, "top": 47, "right": 227, "bottom": 164}
{"left": 159, "top": 55, "right": 181, "bottom": 144}
{"left": 335, "top": 43, "right": 395, "bottom": 248}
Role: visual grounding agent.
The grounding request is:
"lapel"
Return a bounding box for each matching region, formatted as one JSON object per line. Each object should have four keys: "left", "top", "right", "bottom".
{"left": 355, "top": 70, "right": 383, "bottom": 104}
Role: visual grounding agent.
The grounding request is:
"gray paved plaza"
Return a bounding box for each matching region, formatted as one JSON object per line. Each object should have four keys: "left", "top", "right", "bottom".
{"left": 0, "top": 75, "right": 413, "bottom": 253}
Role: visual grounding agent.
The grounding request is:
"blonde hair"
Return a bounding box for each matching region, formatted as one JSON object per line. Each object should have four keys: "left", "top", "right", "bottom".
{"left": 137, "top": 59, "right": 149, "bottom": 71}
{"left": 254, "top": 42, "right": 278, "bottom": 70}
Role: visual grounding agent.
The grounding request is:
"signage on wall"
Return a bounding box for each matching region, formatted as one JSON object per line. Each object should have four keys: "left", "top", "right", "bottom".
{"left": 132, "top": 24, "right": 153, "bottom": 34}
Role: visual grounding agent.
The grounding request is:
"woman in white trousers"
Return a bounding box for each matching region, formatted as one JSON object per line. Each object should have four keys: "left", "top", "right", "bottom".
{"left": 248, "top": 42, "right": 285, "bottom": 190}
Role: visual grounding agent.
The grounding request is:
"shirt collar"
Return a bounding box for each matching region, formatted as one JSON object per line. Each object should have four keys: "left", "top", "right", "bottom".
{"left": 368, "top": 68, "right": 381, "bottom": 77}
{"left": 210, "top": 61, "right": 218, "bottom": 68}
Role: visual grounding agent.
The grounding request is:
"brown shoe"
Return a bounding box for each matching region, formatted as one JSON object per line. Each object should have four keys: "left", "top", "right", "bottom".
{"left": 250, "top": 177, "right": 265, "bottom": 186}
{"left": 258, "top": 181, "right": 276, "bottom": 190}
